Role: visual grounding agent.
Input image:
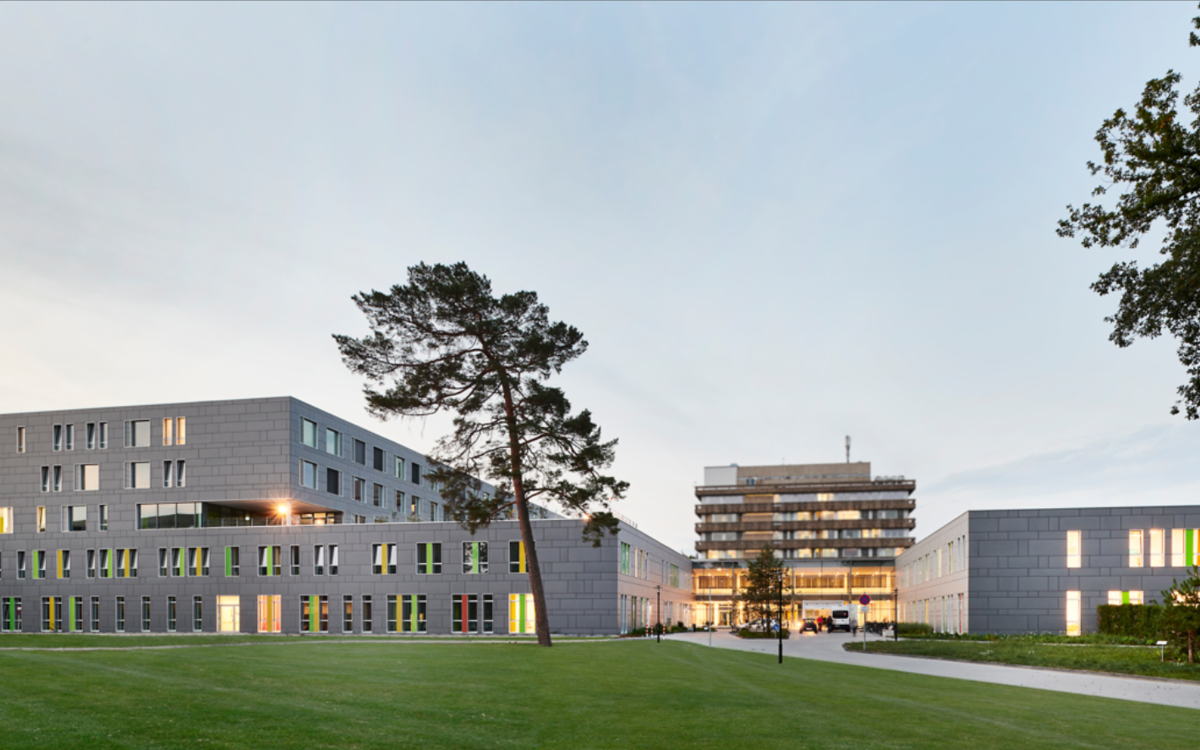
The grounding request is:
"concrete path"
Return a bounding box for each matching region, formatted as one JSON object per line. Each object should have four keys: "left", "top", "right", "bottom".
{"left": 664, "top": 630, "right": 1200, "bottom": 710}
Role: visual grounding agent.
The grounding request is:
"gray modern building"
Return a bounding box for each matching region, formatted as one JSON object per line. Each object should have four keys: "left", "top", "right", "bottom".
{"left": 0, "top": 397, "right": 693, "bottom": 635}
{"left": 897, "top": 506, "right": 1200, "bottom": 635}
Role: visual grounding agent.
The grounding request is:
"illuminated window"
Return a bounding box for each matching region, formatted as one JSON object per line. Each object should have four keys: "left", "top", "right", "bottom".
{"left": 0, "top": 507, "right": 12, "bottom": 534}
{"left": 1173, "top": 529, "right": 1200, "bottom": 567}
{"left": 37, "top": 507, "right": 46, "bottom": 533}
{"left": 161, "top": 418, "right": 185, "bottom": 445}
{"left": 257, "top": 595, "right": 281, "bottom": 633}
{"left": 1150, "top": 529, "right": 1164, "bottom": 567}
{"left": 162, "top": 418, "right": 174, "bottom": 446}
{"left": 1129, "top": 530, "right": 1143, "bottom": 568}
{"left": 1108, "top": 590, "right": 1144, "bottom": 605}
{"left": 1065, "top": 591, "right": 1081, "bottom": 636}
{"left": 1066, "top": 531, "right": 1081, "bottom": 568}
{"left": 509, "top": 594, "right": 536, "bottom": 634}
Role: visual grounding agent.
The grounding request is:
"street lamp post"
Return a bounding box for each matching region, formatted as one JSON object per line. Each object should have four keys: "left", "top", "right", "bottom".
{"left": 777, "top": 568, "right": 784, "bottom": 665}
{"left": 655, "top": 585, "right": 661, "bottom": 643}
{"left": 893, "top": 586, "right": 899, "bottom": 642}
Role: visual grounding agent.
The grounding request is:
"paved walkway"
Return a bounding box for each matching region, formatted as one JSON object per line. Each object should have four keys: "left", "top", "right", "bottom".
{"left": 664, "top": 630, "right": 1200, "bottom": 710}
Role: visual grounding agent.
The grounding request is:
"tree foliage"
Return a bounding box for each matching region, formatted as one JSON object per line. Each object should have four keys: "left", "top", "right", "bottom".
{"left": 334, "top": 262, "right": 628, "bottom": 646}
{"left": 1161, "top": 565, "right": 1200, "bottom": 663}
{"left": 735, "top": 545, "right": 788, "bottom": 628}
{"left": 1057, "top": 10, "right": 1200, "bottom": 419}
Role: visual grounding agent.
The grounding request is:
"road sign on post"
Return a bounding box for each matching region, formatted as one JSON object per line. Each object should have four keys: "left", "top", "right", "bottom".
{"left": 859, "top": 594, "right": 871, "bottom": 606}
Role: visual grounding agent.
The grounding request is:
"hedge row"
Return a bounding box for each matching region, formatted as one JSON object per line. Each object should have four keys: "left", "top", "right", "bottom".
{"left": 1095, "top": 604, "right": 1165, "bottom": 640}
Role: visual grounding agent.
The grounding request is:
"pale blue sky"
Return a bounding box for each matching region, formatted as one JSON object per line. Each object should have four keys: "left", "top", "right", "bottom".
{"left": 2, "top": 2, "right": 1197, "bottom": 552}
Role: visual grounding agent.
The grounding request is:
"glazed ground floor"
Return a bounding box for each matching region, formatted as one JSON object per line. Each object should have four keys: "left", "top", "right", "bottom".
{"left": 690, "top": 563, "right": 897, "bottom": 626}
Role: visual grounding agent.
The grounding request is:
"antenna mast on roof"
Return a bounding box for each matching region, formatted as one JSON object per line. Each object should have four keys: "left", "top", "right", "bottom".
{"left": 845, "top": 435, "right": 851, "bottom": 463}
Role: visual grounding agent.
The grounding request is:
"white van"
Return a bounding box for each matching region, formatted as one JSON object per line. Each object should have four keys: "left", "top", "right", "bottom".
{"left": 829, "top": 609, "right": 852, "bottom": 632}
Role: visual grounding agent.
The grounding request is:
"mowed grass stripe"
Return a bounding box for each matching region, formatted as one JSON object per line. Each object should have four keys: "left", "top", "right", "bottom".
{"left": 0, "top": 640, "right": 1196, "bottom": 749}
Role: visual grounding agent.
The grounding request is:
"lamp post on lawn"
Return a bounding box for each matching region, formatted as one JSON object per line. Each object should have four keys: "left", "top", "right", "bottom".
{"left": 777, "top": 568, "right": 785, "bottom": 665}
{"left": 656, "top": 585, "right": 661, "bottom": 643}
{"left": 893, "top": 586, "right": 899, "bottom": 642}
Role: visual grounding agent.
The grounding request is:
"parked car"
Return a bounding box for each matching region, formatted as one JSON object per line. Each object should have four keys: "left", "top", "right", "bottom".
{"left": 802, "top": 618, "right": 818, "bottom": 634}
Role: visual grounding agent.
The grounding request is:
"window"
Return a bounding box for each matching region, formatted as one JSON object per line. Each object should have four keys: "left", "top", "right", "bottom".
{"left": 326, "top": 428, "right": 342, "bottom": 457}
{"left": 343, "top": 595, "right": 353, "bottom": 633}
{"left": 1066, "top": 531, "right": 1081, "bottom": 568}
{"left": 163, "top": 417, "right": 185, "bottom": 446}
{"left": 16, "top": 426, "right": 25, "bottom": 453}
{"left": 394, "top": 456, "right": 406, "bottom": 479}
{"left": 395, "top": 490, "right": 406, "bottom": 513}
{"left": 1150, "top": 529, "right": 1165, "bottom": 567}
{"left": 388, "top": 594, "right": 426, "bottom": 633}
{"left": 225, "top": 547, "right": 240, "bottom": 576}
{"left": 37, "top": 506, "right": 46, "bottom": 533}
{"left": 453, "top": 594, "right": 494, "bottom": 634}
{"left": 314, "top": 545, "right": 325, "bottom": 575}
{"left": 301, "top": 418, "right": 318, "bottom": 448}
{"left": 509, "top": 594, "right": 536, "bottom": 634}
{"left": 300, "top": 460, "right": 317, "bottom": 489}
{"left": 115, "top": 548, "right": 138, "bottom": 578}
{"left": 326, "top": 468, "right": 342, "bottom": 495}
{"left": 170, "top": 547, "right": 185, "bottom": 577}
{"left": 2, "top": 597, "right": 21, "bottom": 632}
{"left": 17, "top": 551, "right": 25, "bottom": 580}
{"left": 64, "top": 506, "right": 86, "bottom": 532}
{"left": 87, "top": 549, "right": 96, "bottom": 578}
{"left": 353, "top": 477, "right": 365, "bottom": 502}
{"left": 373, "top": 447, "right": 385, "bottom": 472}
{"left": 99, "top": 505, "right": 108, "bottom": 531}
{"left": 125, "top": 462, "right": 151, "bottom": 489}
{"left": 1065, "top": 591, "right": 1081, "bottom": 636}
{"left": 410, "top": 496, "right": 421, "bottom": 519}
{"left": 99, "top": 549, "right": 111, "bottom": 579}
{"left": 68, "top": 596, "right": 83, "bottom": 632}
{"left": 65, "top": 424, "right": 74, "bottom": 451}
{"left": 290, "top": 545, "right": 300, "bottom": 576}
{"left": 43, "top": 596, "right": 63, "bottom": 632}
{"left": 1173, "top": 529, "right": 1200, "bottom": 567}
{"left": 417, "top": 543, "right": 441, "bottom": 574}
{"left": 1129, "top": 530, "right": 1144, "bottom": 568}
{"left": 53, "top": 424, "right": 62, "bottom": 451}
{"left": 329, "top": 545, "right": 339, "bottom": 576}
{"left": 300, "top": 595, "right": 329, "bottom": 633}
{"left": 85, "top": 423, "right": 96, "bottom": 449}
{"left": 193, "top": 596, "right": 203, "bottom": 631}
{"left": 159, "top": 548, "right": 169, "bottom": 577}
{"left": 99, "top": 422, "right": 108, "bottom": 449}
{"left": 362, "top": 596, "right": 373, "bottom": 632}
{"left": 75, "top": 464, "right": 99, "bottom": 491}
{"left": 41, "top": 466, "right": 49, "bottom": 493}
{"left": 411, "top": 463, "right": 421, "bottom": 485}
{"left": 163, "top": 461, "right": 173, "bottom": 488}
{"left": 372, "top": 544, "right": 397, "bottom": 575}
{"left": 430, "top": 502, "right": 440, "bottom": 522}
{"left": 116, "top": 596, "right": 126, "bottom": 633}
{"left": 90, "top": 596, "right": 99, "bottom": 632}
{"left": 124, "top": 420, "right": 151, "bottom": 448}
{"left": 188, "top": 547, "right": 210, "bottom": 576}
{"left": 56, "top": 550, "right": 70, "bottom": 579}
{"left": 1108, "top": 590, "right": 1145, "bottom": 605}
{"left": 373, "top": 483, "right": 384, "bottom": 507}
{"left": 463, "top": 541, "right": 488, "bottom": 574}
{"left": 142, "top": 597, "right": 151, "bottom": 632}
{"left": 619, "top": 541, "right": 629, "bottom": 575}
{"left": 257, "top": 595, "right": 281, "bottom": 633}
{"left": 176, "top": 460, "right": 186, "bottom": 487}
{"left": 168, "top": 596, "right": 177, "bottom": 632}
{"left": 50, "top": 465, "right": 62, "bottom": 492}
{"left": 353, "top": 439, "right": 366, "bottom": 465}
{"left": 258, "top": 546, "right": 281, "bottom": 576}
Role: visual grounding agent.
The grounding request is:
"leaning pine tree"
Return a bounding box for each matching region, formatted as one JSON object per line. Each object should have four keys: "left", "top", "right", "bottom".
{"left": 333, "top": 262, "right": 628, "bottom": 647}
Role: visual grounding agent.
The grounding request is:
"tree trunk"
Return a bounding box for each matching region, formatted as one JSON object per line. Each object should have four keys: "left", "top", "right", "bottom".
{"left": 501, "top": 381, "right": 552, "bottom": 647}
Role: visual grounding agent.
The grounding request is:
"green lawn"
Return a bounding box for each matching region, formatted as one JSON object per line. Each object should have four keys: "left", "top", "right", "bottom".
{"left": 0, "top": 639, "right": 1197, "bottom": 749}
{"left": 856, "top": 638, "right": 1200, "bottom": 681}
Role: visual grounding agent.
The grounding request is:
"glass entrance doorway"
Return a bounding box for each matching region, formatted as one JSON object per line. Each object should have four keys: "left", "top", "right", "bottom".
{"left": 217, "top": 595, "right": 240, "bottom": 633}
